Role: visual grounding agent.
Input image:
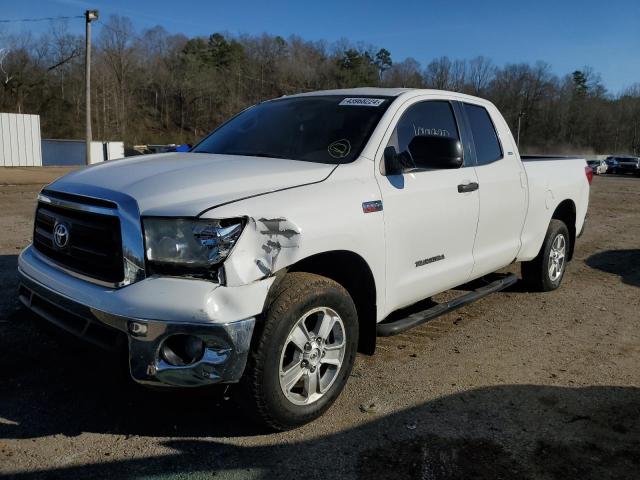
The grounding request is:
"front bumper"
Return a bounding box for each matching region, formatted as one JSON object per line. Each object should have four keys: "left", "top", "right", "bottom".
{"left": 18, "top": 245, "right": 274, "bottom": 387}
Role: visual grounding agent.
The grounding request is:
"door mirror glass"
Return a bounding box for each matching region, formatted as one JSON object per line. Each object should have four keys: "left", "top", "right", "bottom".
{"left": 406, "top": 136, "right": 463, "bottom": 170}
{"left": 383, "top": 146, "right": 402, "bottom": 175}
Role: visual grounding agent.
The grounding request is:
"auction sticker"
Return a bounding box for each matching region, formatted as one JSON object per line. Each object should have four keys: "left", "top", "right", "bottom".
{"left": 339, "top": 98, "right": 385, "bottom": 107}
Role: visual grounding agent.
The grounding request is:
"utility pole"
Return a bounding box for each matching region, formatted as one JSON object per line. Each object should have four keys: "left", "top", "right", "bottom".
{"left": 517, "top": 111, "right": 525, "bottom": 148}
{"left": 84, "top": 9, "right": 99, "bottom": 165}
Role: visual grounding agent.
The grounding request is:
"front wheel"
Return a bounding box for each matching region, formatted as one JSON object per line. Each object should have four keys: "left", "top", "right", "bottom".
{"left": 242, "top": 272, "right": 358, "bottom": 430}
{"left": 521, "top": 219, "right": 570, "bottom": 292}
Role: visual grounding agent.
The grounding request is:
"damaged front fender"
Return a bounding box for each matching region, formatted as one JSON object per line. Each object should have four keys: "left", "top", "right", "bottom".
{"left": 223, "top": 216, "right": 301, "bottom": 286}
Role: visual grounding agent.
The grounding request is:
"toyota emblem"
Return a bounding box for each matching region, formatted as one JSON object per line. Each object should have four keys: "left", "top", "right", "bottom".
{"left": 53, "top": 222, "right": 70, "bottom": 248}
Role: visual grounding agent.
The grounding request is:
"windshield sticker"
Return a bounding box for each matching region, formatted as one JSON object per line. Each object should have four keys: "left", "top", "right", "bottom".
{"left": 412, "top": 124, "right": 451, "bottom": 137}
{"left": 339, "top": 98, "right": 385, "bottom": 107}
{"left": 328, "top": 139, "right": 351, "bottom": 159}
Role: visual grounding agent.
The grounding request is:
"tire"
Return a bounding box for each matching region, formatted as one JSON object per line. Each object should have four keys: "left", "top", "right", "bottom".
{"left": 242, "top": 272, "right": 358, "bottom": 431}
{"left": 521, "top": 219, "right": 570, "bottom": 292}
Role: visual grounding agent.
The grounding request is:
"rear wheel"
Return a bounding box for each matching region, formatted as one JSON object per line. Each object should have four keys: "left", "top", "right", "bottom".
{"left": 521, "top": 219, "right": 569, "bottom": 292}
{"left": 242, "top": 272, "right": 358, "bottom": 430}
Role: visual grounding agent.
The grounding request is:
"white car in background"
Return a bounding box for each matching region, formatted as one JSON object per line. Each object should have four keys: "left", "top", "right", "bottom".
{"left": 587, "top": 159, "right": 607, "bottom": 175}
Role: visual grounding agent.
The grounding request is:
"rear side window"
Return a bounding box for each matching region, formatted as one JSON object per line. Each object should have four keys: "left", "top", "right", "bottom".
{"left": 388, "top": 100, "right": 460, "bottom": 154}
{"left": 464, "top": 104, "right": 502, "bottom": 165}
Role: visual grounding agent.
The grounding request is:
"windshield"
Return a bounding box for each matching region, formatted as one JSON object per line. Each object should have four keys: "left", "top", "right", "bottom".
{"left": 192, "top": 95, "right": 392, "bottom": 164}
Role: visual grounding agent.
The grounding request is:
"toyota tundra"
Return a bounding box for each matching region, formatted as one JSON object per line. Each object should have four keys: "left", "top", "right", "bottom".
{"left": 18, "top": 88, "right": 591, "bottom": 430}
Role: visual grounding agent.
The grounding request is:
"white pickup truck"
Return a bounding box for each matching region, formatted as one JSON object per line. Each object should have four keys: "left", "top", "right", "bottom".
{"left": 18, "top": 88, "right": 590, "bottom": 429}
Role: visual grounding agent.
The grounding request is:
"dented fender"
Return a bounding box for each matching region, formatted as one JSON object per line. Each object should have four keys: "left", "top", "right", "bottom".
{"left": 223, "top": 216, "right": 301, "bottom": 286}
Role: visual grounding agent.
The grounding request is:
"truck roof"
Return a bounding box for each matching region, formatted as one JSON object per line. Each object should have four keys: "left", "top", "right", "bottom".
{"left": 290, "top": 87, "right": 412, "bottom": 97}
{"left": 287, "top": 87, "right": 494, "bottom": 105}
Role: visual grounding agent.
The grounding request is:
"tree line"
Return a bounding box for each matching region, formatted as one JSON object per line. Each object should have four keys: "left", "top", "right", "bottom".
{"left": 1, "top": 14, "right": 638, "bottom": 156}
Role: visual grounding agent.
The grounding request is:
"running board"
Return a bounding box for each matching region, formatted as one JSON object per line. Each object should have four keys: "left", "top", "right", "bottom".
{"left": 376, "top": 273, "right": 518, "bottom": 337}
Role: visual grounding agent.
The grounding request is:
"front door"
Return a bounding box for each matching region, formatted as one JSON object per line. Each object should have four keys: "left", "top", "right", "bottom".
{"left": 375, "top": 99, "right": 480, "bottom": 313}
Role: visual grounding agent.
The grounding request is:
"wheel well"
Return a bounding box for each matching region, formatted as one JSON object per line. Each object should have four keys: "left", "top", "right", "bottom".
{"left": 552, "top": 200, "right": 576, "bottom": 260}
{"left": 285, "top": 250, "right": 377, "bottom": 355}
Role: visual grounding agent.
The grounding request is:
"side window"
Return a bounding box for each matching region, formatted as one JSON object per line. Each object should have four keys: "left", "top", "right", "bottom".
{"left": 463, "top": 103, "right": 502, "bottom": 165}
{"left": 388, "top": 101, "right": 460, "bottom": 156}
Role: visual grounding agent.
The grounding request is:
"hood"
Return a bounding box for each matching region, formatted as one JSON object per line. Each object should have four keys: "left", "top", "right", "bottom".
{"left": 47, "top": 152, "right": 336, "bottom": 216}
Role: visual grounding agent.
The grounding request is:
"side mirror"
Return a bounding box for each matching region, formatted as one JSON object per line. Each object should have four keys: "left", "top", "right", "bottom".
{"left": 383, "top": 146, "right": 402, "bottom": 175}
{"left": 407, "top": 136, "right": 463, "bottom": 170}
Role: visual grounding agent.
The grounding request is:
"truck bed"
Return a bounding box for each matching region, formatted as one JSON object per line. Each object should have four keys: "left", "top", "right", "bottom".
{"left": 517, "top": 155, "right": 589, "bottom": 262}
{"left": 521, "top": 155, "right": 583, "bottom": 161}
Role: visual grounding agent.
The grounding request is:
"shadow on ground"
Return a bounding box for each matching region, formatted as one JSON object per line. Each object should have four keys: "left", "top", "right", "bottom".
{"left": 585, "top": 249, "right": 640, "bottom": 287}
{"left": 2, "top": 383, "right": 639, "bottom": 479}
{"left": 2, "top": 254, "right": 639, "bottom": 479}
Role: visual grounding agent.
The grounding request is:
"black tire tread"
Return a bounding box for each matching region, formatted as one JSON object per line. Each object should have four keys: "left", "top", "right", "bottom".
{"left": 521, "top": 219, "right": 569, "bottom": 292}
{"left": 243, "top": 272, "right": 354, "bottom": 431}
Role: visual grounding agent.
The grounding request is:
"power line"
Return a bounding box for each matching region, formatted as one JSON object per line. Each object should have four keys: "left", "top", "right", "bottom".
{"left": 0, "top": 15, "right": 83, "bottom": 24}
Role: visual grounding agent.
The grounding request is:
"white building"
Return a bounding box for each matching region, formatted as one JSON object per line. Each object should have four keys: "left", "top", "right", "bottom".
{"left": 0, "top": 112, "right": 124, "bottom": 167}
{"left": 0, "top": 113, "right": 42, "bottom": 167}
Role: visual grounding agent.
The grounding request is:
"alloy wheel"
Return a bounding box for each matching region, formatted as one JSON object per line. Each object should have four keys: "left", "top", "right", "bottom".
{"left": 278, "top": 307, "right": 346, "bottom": 405}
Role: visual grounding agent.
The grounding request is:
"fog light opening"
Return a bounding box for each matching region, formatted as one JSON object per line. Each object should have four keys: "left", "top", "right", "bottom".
{"left": 161, "top": 334, "right": 206, "bottom": 366}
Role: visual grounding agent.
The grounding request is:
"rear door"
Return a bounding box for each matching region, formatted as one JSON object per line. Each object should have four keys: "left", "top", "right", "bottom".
{"left": 460, "top": 102, "right": 527, "bottom": 278}
{"left": 375, "top": 98, "right": 480, "bottom": 313}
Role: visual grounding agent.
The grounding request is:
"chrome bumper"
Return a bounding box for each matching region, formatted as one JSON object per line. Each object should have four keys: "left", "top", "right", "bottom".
{"left": 17, "top": 247, "right": 269, "bottom": 387}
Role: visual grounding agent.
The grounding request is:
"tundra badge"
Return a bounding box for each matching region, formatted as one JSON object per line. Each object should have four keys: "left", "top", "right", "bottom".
{"left": 415, "top": 254, "right": 445, "bottom": 267}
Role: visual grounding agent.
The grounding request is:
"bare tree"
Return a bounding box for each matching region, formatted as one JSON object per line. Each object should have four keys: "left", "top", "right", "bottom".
{"left": 450, "top": 59, "right": 467, "bottom": 92}
{"left": 383, "top": 57, "right": 423, "bottom": 87}
{"left": 0, "top": 15, "right": 638, "bottom": 156}
{"left": 468, "top": 56, "right": 495, "bottom": 95}
{"left": 98, "top": 15, "right": 137, "bottom": 139}
{"left": 423, "top": 56, "right": 452, "bottom": 89}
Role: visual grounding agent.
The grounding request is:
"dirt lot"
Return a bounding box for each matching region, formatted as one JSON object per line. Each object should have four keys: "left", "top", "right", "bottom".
{"left": 0, "top": 169, "right": 638, "bottom": 479}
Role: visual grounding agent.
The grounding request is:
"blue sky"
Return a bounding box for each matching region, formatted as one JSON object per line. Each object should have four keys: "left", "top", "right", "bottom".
{"left": 2, "top": 0, "right": 639, "bottom": 94}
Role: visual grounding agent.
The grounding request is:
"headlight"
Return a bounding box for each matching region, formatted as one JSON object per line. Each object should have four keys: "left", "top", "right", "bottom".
{"left": 143, "top": 217, "right": 244, "bottom": 276}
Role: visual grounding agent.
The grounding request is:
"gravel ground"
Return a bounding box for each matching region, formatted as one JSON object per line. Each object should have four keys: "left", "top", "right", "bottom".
{"left": 0, "top": 170, "right": 638, "bottom": 479}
